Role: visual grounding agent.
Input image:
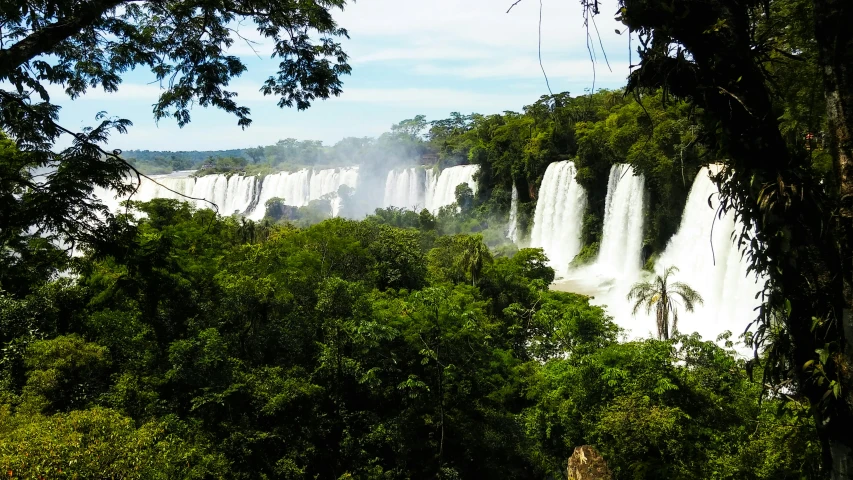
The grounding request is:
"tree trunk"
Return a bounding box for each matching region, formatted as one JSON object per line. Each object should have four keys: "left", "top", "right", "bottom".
{"left": 813, "top": 0, "right": 853, "bottom": 476}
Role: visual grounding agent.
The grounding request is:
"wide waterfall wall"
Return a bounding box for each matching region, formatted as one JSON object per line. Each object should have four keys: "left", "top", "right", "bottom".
{"left": 383, "top": 167, "right": 426, "bottom": 211}
{"left": 96, "top": 167, "right": 359, "bottom": 221}
{"left": 250, "top": 167, "right": 358, "bottom": 219}
{"left": 249, "top": 169, "right": 311, "bottom": 220}
{"left": 595, "top": 164, "right": 645, "bottom": 279}
{"left": 194, "top": 174, "right": 259, "bottom": 216}
{"left": 530, "top": 161, "right": 587, "bottom": 276}
{"left": 646, "top": 166, "right": 765, "bottom": 342}
{"left": 426, "top": 164, "right": 479, "bottom": 213}
{"left": 95, "top": 172, "right": 260, "bottom": 216}
{"left": 506, "top": 183, "right": 520, "bottom": 243}
{"left": 309, "top": 167, "right": 359, "bottom": 217}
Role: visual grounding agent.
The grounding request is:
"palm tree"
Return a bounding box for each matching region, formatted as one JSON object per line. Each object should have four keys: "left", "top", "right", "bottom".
{"left": 456, "top": 234, "right": 492, "bottom": 286}
{"left": 627, "top": 266, "right": 704, "bottom": 340}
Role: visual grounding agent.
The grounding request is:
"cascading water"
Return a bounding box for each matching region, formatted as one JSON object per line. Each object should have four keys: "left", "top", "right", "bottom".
{"left": 383, "top": 167, "right": 426, "bottom": 211}
{"left": 249, "top": 169, "right": 311, "bottom": 220}
{"left": 192, "top": 174, "right": 259, "bottom": 216}
{"left": 595, "top": 164, "right": 646, "bottom": 279}
{"left": 95, "top": 166, "right": 360, "bottom": 221}
{"left": 310, "top": 167, "right": 359, "bottom": 201}
{"left": 647, "top": 166, "right": 765, "bottom": 342}
{"left": 530, "top": 161, "right": 587, "bottom": 277}
{"left": 309, "top": 167, "right": 359, "bottom": 217}
{"left": 560, "top": 166, "right": 766, "bottom": 348}
{"left": 426, "top": 164, "right": 479, "bottom": 214}
{"left": 506, "top": 183, "right": 520, "bottom": 243}
{"left": 93, "top": 171, "right": 258, "bottom": 216}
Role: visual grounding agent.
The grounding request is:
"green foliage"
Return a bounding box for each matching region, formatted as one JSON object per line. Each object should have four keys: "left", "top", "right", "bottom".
{"left": 0, "top": 0, "right": 352, "bottom": 258}
{"left": 0, "top": 192, "right": 821, "bottom": 478}
{"left": 523, "top": 333, "right": 820, "bottom": 479}
{"left": 194, "top": 156, "right": 250, "bottom": 176}
{"left": 571, "top": 242, "right": 600, "bottom": 267}
{"left": 454, "top": 183, "right": 475, "bottom": 214}
{"left": 0, "top": 407, "right": 226, "bottom": 479}
{"left": 19, "top": 336, "right": 110, "bottom": 414}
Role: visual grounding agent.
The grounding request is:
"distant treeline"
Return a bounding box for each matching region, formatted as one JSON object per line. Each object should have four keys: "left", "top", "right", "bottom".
{"left": 123, "top": 124, "right": 434, "bottom": 175}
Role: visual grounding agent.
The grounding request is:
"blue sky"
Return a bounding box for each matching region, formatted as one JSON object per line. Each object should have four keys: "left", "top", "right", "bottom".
{"left": 53, "top": 0, "right": 633, "bottom": 151}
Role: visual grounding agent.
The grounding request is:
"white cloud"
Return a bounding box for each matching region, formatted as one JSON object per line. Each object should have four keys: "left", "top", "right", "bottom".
{"left": 333, "top": 0, "right": 631, "bottom": 84}
{"left": 334, "top": 87, "right": 534, "bottom": 110}
{"left": 412, "top": 58, "right": 629, "bottom": 83}
{"left": 339, "top": 0, "right": 627, "bottom": 54}
{"left": 57, "top": 82, "right": 546, "bottom": 112}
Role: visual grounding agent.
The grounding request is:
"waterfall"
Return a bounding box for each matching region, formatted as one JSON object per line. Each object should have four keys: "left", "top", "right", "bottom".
{"left": 426, "top": 164, "right": 479, "bottom": 213}
{"left": 530, "top": 161, "right": 587, "bottom": 276}
{"left": 191, "top": 174, "right": 258, "bottom": 216}
{"left": 425, "top": 168, "right": 438, "bottom": 209}
{"left": 506, "top": 183, "right": 520, "bottom": 243}
{"left": 309, "top": 167, "right": 359, "bottom": 217}
{"left": 249, "top": 169, "right": 311, "bottom": 220}
{"left": 94, "top": 172, "right": 260, "bottom": 216}
{"left": 94, "top": 166, "right": 360, "bottom": 221}
{"left": 310, "top": 167, "right": 359, "bottom": 201}
{"left": 550, "top": 165, "right": 765, "bottom": 349}
{"left": 383, "top": 167, "right": 426, "bottom": 211}
{"left": 647, "top": 166, "right": 765, "bottom": 342}
{"left": 595, "top": 164, "right": 646, "bottom": 279}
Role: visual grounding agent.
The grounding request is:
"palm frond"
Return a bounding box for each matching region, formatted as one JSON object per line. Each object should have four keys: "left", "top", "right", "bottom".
{"left": 627, "top": 281, "right": 655, "bottom": 315}
{"left": 662, "top": 265, "right": 679, "bottom": 283}
{"left": 671, "top": 281, "right": 704, "bottom": 312}
{"left": 627, "top": 265, "right": 702, "bottom": 341}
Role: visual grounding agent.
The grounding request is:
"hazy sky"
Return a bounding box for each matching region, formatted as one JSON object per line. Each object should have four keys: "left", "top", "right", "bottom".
{"left": 52, "top": 0, "right": 633, "bottom": 151}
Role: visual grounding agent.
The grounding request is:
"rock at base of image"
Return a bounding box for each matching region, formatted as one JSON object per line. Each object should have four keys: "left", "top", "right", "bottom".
{"left": 567, "top": 445, "right": 612, "bottom": 480}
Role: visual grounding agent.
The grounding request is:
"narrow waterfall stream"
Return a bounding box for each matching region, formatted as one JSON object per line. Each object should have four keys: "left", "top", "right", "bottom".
{"left": 595, "top": 164, "right": 646, "bottom": 279}
{"left": 529, "top": 161, "right": 587, "bottom": 277}
{"left": 506, "top": 183, "right": 520, "bottom": 243}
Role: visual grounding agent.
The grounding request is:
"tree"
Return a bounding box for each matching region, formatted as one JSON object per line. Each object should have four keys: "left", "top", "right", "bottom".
{"left": 456, "top": 234, "right": 492, "bottom": 286}
{"left": 454, "top": 183, "right": 474, "bottom": 213}
{"left": 245, "top": 146, "right": 266, "bottom": 164}
{"left": 627, "top": 266, "right": 703, "bottom": 340}
{"left": 0, "top": 0, "right": 351, "bottom": 248}
{"left": 569, "top": 0, "right": 853, "bottom": 473}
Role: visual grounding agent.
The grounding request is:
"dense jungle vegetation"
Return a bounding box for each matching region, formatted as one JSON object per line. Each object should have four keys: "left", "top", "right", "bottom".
{"left": 0, "top": 194, "right": 821, "bottom": 478}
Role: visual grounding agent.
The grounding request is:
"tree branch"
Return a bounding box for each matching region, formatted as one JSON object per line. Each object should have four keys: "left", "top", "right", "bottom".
{"left": 506, "top": 0, "right": 524, "bottom": 14}
{"left": 0, "top": 0, "right": 128, "bottom": 78}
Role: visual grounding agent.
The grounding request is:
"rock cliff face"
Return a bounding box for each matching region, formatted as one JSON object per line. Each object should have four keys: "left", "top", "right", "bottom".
{"left": 567, "top": 445, "right": 611, "bottom": 480}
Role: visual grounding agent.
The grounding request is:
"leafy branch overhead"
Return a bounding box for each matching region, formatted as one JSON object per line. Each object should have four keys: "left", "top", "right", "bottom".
{"left": 0, "top": 0, "right": 351, "bottom": 248}
{"left": 0, "top": 0, "right": 350, "bottom": 134}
